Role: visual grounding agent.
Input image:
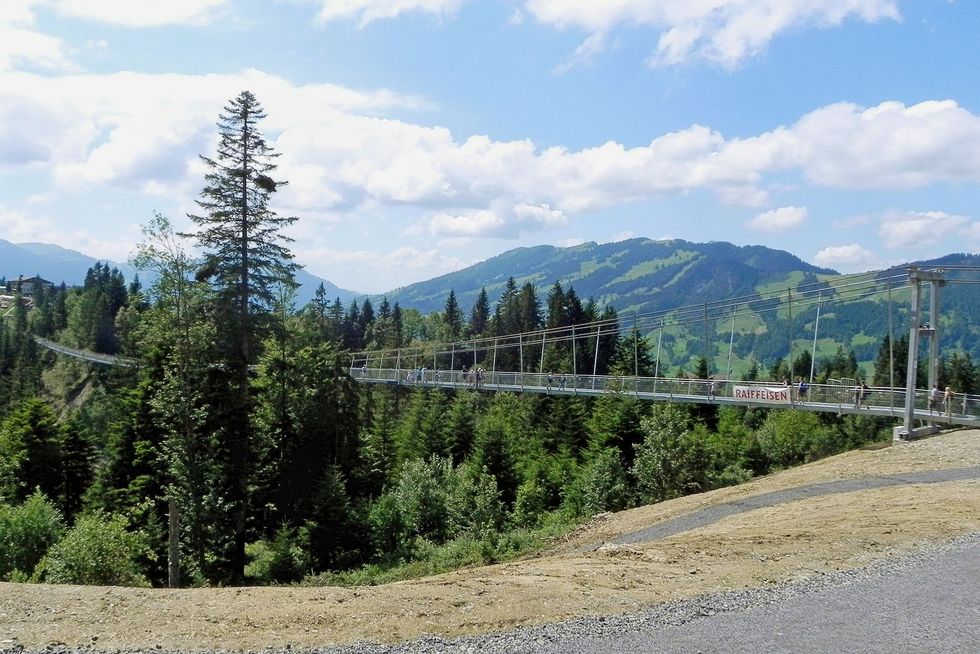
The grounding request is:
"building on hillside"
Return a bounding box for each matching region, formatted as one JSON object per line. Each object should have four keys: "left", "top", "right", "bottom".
{"left": 5, "top": 275, "right": 54, "bottom": 297}
{"left": 0, "top": 294, "right": 32, "bottom": 311}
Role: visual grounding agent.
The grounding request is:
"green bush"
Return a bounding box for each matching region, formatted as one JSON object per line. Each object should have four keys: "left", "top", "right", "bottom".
{"left": 367, "top": 493, "right": 405, "bottom": 560}
{"left": 0, "top": 491, "right": 65, "bottom": 580}
{"left": 245, "top": 524, "right": 312, "bottom": 584}
{"left": 35, "top": 511, "right": 148, "bottom": 586}
{"left": 632, "top": 404, "right": 708, "bottom": 503}
{"left": 580, "top": 448, "right": 631, "bottom": 516}
{"left": 446, "top": 463, "right": 503, "bottom": 539}
{"left": 393, "top": 456, "right": 452, "bottom": 543}
{"left": 755, "top": 410, "right": 825, "bottom": 468}
{"left": 511, "top": 477, "right": 549, "bottom": 528}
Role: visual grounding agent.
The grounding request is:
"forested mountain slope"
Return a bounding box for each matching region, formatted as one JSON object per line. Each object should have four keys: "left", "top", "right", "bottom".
{"left": 382, "top": 238, "right": 837, "bottom": 315}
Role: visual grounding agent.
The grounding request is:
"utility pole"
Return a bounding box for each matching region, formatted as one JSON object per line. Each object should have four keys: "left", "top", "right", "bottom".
{"left": 899, "top": 266, "right": 945, "bottom": 440}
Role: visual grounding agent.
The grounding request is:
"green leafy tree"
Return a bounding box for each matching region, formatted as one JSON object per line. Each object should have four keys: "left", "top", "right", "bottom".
{"left": 446, "top": 462, "right": 503, "bottom": 540}
{"left": 132, "top": 214, "right": 217, "bottom": 585}
{"left": 361, "top": 387, "right": 399, "bottom": 496}
{"left": 442, "top": 391, "right": 480, "bottom": 464}
{"left": 471, "top": 398, "right": 520, "bottom": 506}
{"left": 245, "top": 524, "right": 311, "bottom": 584}
{"left": 585, "top": 393, "right": 646, "bottom": 468}
{"left": 631, "top": 403, "right": 709, "bottom": 504}
{"left": 59, "top": 417, "right": 93, "bottom": 521}
{"left": 941, "top": 352, "right": 977, "bottom": 395}
{"left": 578, "top": 448, "right": 630, "bottom": 516}
{"left": 0, "top": 491, "right": 65, "bottom": 580}
{"left": 608, "top": 328, "right": 656, "bottom": 378}
{"left": 36, "top": 511, "right": 148, "bottom": 586}
{"left": 755, "top": 409, "right": 829, "bottom": 468}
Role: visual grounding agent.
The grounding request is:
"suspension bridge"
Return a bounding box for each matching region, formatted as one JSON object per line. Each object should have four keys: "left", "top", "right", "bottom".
{"left": 32, "top": 265, "right": 980, "bottom": 438}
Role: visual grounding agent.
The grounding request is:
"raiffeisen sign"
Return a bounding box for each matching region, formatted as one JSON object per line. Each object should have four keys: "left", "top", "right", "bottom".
{"left": 733, "top": 385, "right": 792, "bottom": 405}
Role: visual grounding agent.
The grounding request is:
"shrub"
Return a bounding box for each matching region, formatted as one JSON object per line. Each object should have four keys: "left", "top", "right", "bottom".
{"left": 632, "top": 404, "right": 708, "bottom": 503}
{"left": 35, "top": 511, "right": 148, "bottom": 586}
{"left": 580, "top": 448, "right": 631, "bottom": 516}
{"left": 245, "top": 524, "right": 311, "bottom": 584}
{"left": 511, "top": 478, "right": 549, "bottom": 528}
{"left": 755, "top": 410, "right": 825, "bottom": 468}
{"left": 393, "top": 456, "right": 452, "bottom": 543}
{"left": 367, "top": 493, "right": 405, "bottom": 560}
{"left": 446, "top": 463, "right": 503, "bottom": 540}
{"left": 0, "top": 491, "right": 65, "bottom": 580}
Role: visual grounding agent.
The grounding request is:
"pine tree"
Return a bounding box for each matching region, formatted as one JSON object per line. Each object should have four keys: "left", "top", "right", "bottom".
{"left": 185, "top": 90, "right": 298, "bottom": 581}
{"left": 467, "top": 287, "right": 490, "bottom": 337}
{"left": 187, "top": 90, "right": 297, "bottom": 366}
{"left": 0, "top": 398, "right": 63, "bottom": 505}
{"left": 443, "top": 290, "right": 464, "bottom": 341}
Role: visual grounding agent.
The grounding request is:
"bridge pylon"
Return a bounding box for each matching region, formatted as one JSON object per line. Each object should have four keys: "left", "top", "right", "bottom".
{"left": 898, "top": 266, "right": 945, "bottom": 441}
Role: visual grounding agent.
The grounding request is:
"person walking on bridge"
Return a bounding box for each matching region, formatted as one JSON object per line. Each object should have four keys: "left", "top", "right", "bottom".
{"left": 929, "top": 384, "right": 941, "bottom": 413}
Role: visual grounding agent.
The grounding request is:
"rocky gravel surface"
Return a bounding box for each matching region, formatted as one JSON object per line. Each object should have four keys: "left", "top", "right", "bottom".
{"left": 5, "top": 533, "right": 976, "bottom": 654}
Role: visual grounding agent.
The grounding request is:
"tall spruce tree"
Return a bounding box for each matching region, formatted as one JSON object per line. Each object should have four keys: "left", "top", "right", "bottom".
{"left": 186, "top": 90, "right": 297, "bottom": 581}
{"left": 443, "top": 290, "right": 464, "bottom": 341}
{"left": 468, "top": 287, "right": 490, "bottom": 337}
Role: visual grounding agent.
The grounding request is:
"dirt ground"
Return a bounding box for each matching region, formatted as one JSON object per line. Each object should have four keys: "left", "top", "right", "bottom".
{"left": 2, "top": 429, "right": 978, "bottom": 652}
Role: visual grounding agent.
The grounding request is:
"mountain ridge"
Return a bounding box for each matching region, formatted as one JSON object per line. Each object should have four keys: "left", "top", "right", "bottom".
{"left": 0, "top": 239, "right": 360, "bottom": 305}
{"left": 379, "top": 238, "right": 840, "bottom": 315}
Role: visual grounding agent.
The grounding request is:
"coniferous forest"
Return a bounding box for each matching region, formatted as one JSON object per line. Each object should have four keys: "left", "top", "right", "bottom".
{"left": 1, "top": 92, "right": 978, "bottom": 588}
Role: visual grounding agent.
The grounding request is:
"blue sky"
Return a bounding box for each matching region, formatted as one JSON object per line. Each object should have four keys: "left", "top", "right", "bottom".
{"left": 1, "top": 1, "right": 979, "bottom": 293}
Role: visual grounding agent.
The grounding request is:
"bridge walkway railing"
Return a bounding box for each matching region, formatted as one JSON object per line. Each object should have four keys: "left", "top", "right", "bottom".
{"left": 350, "top": 367, "right": 980, "bottom": 428}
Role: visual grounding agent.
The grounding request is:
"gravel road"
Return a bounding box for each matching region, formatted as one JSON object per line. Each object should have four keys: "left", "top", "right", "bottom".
{"left": 603, "top": 466, "right": 980, "bottom": 548}
{"left": 330, "top": 533, "right": 979, "bottom": 654}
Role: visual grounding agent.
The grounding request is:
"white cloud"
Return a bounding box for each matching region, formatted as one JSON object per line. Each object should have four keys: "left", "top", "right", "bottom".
{"left": 611, "top": 230, "right": 635, "bottom": 242}
{"left": 310, "top": 0, "right": 465, "bottom": 26}
{"left": 791, "top": 100, "right": 980, "bottom": 188}
{"left": 4, "top": 62, "right": 980, "bottom": 251}
{"left": 523, "top": 0, "right": 900, "bottom": 68}
{"left": 877, "top": 210, "right": 971, "bottom": 249}
{"left": 553, "top": 30, "right": 608, "bottom": 73}
{"left": 294, "top": 244, "right": 465, "bottom": 292}
{"left": 0, "top": 1, "right": 73, "bottom": 71}
{"left": 0, "top": 68, "right": 422, "bottom": 194}
{"left": 746, "top": 206, "right": 807, "bottom": 232}
{"left": 513, "top": 203, "right": 567, "bottom": 229}
{"left": 0, "top": 0, "right": 232, "bottom": 72}
{"left": 0, "top": 205, "right": 138, "bottom": 262}
{"left": 428, "top": 210, "right": 506, "bottom": 237}
{"left": 424, "top": 203, "right": 566, "bottom": 240}
{"left": 302, "top": 1, "right": 899, "bottom": 69}
{"left": 813, "top": 244, "right": 875, "bottom": 268}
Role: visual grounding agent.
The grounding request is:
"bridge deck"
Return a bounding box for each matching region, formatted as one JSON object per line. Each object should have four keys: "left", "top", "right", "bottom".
{"left": 32, "top": 335, "right": 979, "bottom": 428}
{"left": 352, "top": 367, "right": 980, "bottom": 428}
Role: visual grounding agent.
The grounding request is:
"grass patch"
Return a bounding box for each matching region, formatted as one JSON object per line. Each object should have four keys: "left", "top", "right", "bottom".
{"left": 609, "top": 250, "right": 698, "bottom": 285}
{"left": 756, "top": 271, "right": 806, "bottom": 297}
{"left": 301, "top": 519, "right": 578, "bottom": 588}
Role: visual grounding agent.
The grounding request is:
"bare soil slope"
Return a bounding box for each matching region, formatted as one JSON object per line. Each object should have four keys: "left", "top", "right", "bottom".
{"left": 2, "top": 430, "right": 978, "bottom": 652}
